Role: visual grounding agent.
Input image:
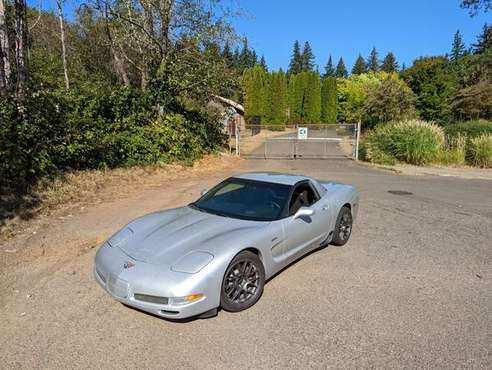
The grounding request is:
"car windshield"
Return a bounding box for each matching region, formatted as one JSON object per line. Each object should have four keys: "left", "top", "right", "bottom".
{"left": 190, "top": 178, "right": 291, "bottom": 221}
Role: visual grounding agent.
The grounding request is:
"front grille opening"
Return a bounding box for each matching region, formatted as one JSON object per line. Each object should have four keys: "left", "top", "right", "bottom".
{"left": 160, "top": 310, "right": 179, "bottom": 315}
{"left": 134, "top": 293, "right": 169, "bottom": 305}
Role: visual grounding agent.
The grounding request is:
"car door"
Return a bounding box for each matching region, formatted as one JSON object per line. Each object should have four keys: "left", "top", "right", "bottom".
{"left": 279, "top": 181, "right": 330, "bottom": 264}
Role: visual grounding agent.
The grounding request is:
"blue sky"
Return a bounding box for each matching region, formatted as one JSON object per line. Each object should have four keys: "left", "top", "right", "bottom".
{"left": 30, "top": 0, "right": 490, "bottom": 71}
{"left": 232, "top": 0, "right": 490, "bottom": 71}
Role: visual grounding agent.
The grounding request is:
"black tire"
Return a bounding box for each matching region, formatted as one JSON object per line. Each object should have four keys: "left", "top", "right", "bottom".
{"left": 331, "top": 206, "right": 353, "bottom": 246}
{"left": 220, "top": 251, "right": 265, "bottom": 312}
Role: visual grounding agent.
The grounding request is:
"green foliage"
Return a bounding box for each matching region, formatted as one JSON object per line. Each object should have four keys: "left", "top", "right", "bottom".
{"left": 468, "top": 133, "right": 492, "bottom": 167}
{"left": 303, "top": 72, "right": 322, "bottom": 122}
{"left": 0, "top": 88, "right": 225, "bottom": 192}
{"left": 321, "top": 77, "right": 338, "bottom": 123}
{"left": 367, "top": 47, "right": 379, "bottom": 72}
{"left": 401, "top": 57, "right": 457, "bottom": 123}
{"left": 335, "top": 58, "right": 348, "bottom": 78}
{"left": 444, "top": 120, "right": 492, "bottom": 138}
{"left": 288, "top": 41, "right": 304, "bottom": 75}
{"left": 361, "top": 119, "right": 445, "bottom": 165}
{"left": 472, "top": 23, "right": 492, "bottom": 54}
{"left": 450, "top": 30, "right": 467, "bottom": 62}
{"left": 381, "top": 52, "right": 399, "bottom": 73}
{"left": 242, "top": 65, "right": 268, "bottom": 120}
{"left": 301, "top": 41, "right": 315, "bottom": 72}
{"left": 337, "top": 73, "right": 382, "bottom": 122}
{"left": 364, "top": 74, "right": 416, "bottom": 126}
{"left": 324, "top": 55, "right": 335, "bottom": 77}
{"left": 288, "top": 73, "right": 306, "bottom": 121}
{"left": 352, "top": 55, "right": 367, "bottom": 75}
{"left": 264, "top": 70, "right": 288, "bottom": 124}
{"left": 437, "top": 135, "right": 466, "bottom": 166}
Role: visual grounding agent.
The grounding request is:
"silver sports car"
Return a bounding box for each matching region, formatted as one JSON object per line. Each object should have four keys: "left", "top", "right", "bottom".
{"left": 94, "top": 172, "right": 359, "bottom": 319}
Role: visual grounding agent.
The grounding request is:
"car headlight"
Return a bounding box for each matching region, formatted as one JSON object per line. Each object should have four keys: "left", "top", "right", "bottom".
{"left": 107, "top": 227, "right": 133, "bottom": 247}
{"left": 171, "top": 251, "right": 213, "bottom": 274}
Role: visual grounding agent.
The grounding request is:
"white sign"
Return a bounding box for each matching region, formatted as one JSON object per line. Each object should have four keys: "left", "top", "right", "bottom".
{"left": 297, "top": 127, "right": 308, "bottom": 140}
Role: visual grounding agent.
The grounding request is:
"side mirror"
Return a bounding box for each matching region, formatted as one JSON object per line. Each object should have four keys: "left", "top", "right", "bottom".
{"left": 200, "top": 189, "right": 208, "bottom": 196}
{"left": 293, "top": 207, "right": 315, "bottom": 220}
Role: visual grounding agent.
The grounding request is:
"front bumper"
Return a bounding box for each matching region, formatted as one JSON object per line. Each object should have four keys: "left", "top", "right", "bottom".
{"left": 94, "top": 244, "right": 220, "bottom": 319}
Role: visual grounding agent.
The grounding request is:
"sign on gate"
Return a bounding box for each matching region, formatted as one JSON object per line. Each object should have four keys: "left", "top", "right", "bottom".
{"left": 297, "top": 127, "right": 308, "bottom": 140}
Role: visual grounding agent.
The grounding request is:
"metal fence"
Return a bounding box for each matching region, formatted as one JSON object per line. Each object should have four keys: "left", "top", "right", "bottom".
{"left": 232, "top": 123, "right": 360, "bottom": 160}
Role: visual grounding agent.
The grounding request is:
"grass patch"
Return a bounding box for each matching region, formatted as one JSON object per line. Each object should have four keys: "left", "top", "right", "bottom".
{"left": 467, "top": 134, "right": 492, "bottom": 168}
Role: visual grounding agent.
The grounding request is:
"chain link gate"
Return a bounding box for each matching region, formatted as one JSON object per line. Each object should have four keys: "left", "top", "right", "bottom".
{"left": 235, "top": 123, "right": 360, "bottom": 160}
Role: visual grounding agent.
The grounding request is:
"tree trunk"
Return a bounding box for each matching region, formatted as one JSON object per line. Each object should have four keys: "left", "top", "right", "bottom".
{"left": 14, "top": 0, "right": 28, "bottom": 96}
{"left": 0, "top": 0, "right": 11, "bottom": 93}
{"left": 57, "top": 0, "right": 69, "bottom": 90}
{"left": 159, "top": 0, "right": 173, "bottom": 59}
{"left": 141, "top": 0, "right": 154, "bottom": 90}
{"left": 102, "top": 3, "right": 130, "bottom": 87}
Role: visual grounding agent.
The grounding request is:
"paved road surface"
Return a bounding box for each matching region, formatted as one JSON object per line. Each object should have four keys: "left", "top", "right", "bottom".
{"left": 1, "top": 158, "right": 491, "bottom": 369}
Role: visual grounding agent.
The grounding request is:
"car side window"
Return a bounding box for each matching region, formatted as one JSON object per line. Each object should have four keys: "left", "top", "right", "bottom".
{"left": 288, "top": 182, "right": 319, "bottom": 216}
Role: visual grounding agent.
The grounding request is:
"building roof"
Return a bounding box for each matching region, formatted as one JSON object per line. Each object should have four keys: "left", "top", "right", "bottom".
{"left": 213, "top": 95, "right": 245, "bottom": 114}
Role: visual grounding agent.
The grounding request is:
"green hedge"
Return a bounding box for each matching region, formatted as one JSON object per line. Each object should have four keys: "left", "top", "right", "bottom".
{"left": 0, "top": 88, "right": 225, "bottom": 192}
{"left": 444, "top": 120, "right": 492, "bottom": 138}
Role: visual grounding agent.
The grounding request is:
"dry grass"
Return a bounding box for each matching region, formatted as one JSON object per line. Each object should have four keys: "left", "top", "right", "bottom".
{"left": 0, "top": 153, "right": 240, "bottom": 240}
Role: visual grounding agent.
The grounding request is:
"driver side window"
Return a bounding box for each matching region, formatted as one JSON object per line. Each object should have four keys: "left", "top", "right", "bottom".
{"left": 288, "top": 182, "right": 319, "bottom": 216}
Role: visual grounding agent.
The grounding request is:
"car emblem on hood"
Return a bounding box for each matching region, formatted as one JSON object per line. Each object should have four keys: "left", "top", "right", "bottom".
{"left": 123, "top": 261, "right": 135, "bottom": 269}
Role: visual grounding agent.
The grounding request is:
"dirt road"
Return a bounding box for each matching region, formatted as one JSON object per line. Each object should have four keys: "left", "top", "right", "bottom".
{"left": 1, "top": 157, "right": 491, "bottom": 369}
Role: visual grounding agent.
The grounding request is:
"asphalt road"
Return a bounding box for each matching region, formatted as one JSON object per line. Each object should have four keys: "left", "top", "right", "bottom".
{"left": 1, "top": 158, "right": 491, "bottom": 369}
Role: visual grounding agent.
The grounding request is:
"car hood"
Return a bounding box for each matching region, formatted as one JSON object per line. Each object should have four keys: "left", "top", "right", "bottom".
{"left": 116, "top": 206, "right": 266, "bottom": 266}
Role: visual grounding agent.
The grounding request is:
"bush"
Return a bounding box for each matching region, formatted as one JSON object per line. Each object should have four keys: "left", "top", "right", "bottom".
{"left": 444, "top": 120, "right": 492, "bottom": 138}
{"left": 467, "top": 134, "right": 492, "bottom": 168}
{"left": 0, "top": 88, "right": 225, "bottom": 193}
{"left": 437, "top": 135, "right": 466, "bottom": 166}
{"left": 361, "top": 119, "right": 445, "bottom": 165}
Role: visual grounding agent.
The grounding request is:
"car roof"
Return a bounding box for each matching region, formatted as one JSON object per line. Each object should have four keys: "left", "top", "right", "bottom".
{"left": 234, "top": 172, "right": 312, "bottom": 186}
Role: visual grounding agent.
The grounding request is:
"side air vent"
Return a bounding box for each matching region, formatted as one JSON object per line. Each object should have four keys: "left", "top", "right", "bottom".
{"left": 134, "top": 294, "right": 169, "bottom": 305}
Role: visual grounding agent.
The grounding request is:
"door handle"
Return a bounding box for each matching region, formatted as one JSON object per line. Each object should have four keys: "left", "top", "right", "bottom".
{"left": 322, "top": 204, "right": 329, "bottom": 210}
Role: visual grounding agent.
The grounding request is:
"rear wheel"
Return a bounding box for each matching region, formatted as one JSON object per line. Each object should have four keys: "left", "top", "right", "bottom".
{"left": 331, "top": 206, "right": 353, "bottom": 246}
{"left": 220, "top": 251, "right": 265, "bottom": 312}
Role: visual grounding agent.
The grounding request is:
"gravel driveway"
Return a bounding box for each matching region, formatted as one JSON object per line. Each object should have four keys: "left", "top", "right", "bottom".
{"left": 1, "top": 158, "right": 491, "bottom": 369}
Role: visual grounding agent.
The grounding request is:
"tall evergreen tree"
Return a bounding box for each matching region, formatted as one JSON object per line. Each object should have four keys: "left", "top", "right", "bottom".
{"left": 233, "top": 47, "right": 240, "bottom": 68}
{"left": 301, "top": 41, "right": 315, "bottom": 71}
{"left": 288, "top": 40, "right": 303, "bottom": 75}
{"left": 288, "top": 72, "right": 306, "bottom": 120}
{"left": 321, "top": 77, "right": 337, "bottom": 123}
{"left": 450, "top": 30, "right": 467, "bottom": 62}
{"left": 324, "top": 55, "right": 335, "bottom": 77}
{"left": 222, "top": 41, "right": 233, "bottom": 66}
{"left": 265, "top": 70, "right": 288, "bottom": 124}
{"left": 242, "top": 65, "right": 268, "bottom": 121}
{"left": 381, "top": 52, "right": 399, "bottom": 73}
{"left": 367, "top": 47, "right": 379, "bottom": 72}
{"left": 304, "top": 71, "right": 322, "bottom": 122}
{"left": 259, "top": 55, "right": 268, "bottom": 71}
{"left": 472, "top": 23, "right": 492, "bottom": 54}
{"left": 351, "top": 54, "right": 367, "bottom": 75}
{"left": 335, "top": 57, "right": 348, "bottom": 78}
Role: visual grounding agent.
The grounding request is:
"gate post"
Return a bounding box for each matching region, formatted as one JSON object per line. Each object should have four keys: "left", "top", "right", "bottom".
{"left": 355, "top": 121, "right": 361, "bottom": 161}
{"left": 235, "top": 123, "right": 240, "bottom": 156}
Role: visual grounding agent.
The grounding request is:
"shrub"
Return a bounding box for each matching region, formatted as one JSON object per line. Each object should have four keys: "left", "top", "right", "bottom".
{"left": 467, "top": 134, "right": 492, "bottom": 168}
{"left": 0, "top": 88, "right": 225, "bottom": 193}
{"left": 437, "top": 135, "right": 466, "bottom": 166}
{"left": 361, "top": 119, "right": 445, "bottom": 165}
{"left": 444, "top": 120, "right": 492, "bottom": 138}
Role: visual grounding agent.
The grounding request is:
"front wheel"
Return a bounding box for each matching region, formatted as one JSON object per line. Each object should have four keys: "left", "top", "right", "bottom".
{"left": 220, "top": 251, "right": 265, "bottom": 312}
{"left": 331, "top": 206, "right": 353, "bottom": 246}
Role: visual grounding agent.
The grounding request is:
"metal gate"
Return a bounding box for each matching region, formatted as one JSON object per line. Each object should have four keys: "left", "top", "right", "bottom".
{"left": 235, "top": 124, "right": 360, "bottom": 159}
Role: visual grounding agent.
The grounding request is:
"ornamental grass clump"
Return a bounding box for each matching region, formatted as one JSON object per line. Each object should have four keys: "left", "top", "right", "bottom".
{"left": 468, "top": 134, "right": 492, "bottom": 168}
{"left": 437, "top": 134, "right": 466, "bottom": 166}
{"left": 361, "top": 119, "right": 445, "bottom": 165}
